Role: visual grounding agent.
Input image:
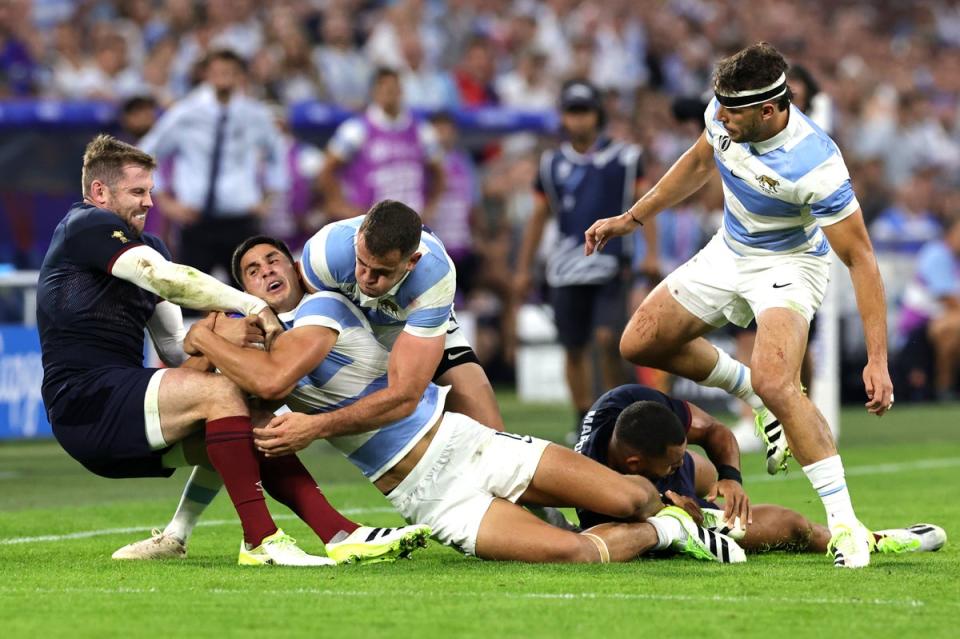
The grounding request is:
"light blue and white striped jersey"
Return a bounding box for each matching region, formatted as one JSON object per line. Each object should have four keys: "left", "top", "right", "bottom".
{"left": 703, "top": 97, "right": 860, "bottom": 257}
{"left": 278, "top": 291, "right": 448, "bottom": 481}
{"left": 299, "top": 216, "right": 456, "bottom": 347}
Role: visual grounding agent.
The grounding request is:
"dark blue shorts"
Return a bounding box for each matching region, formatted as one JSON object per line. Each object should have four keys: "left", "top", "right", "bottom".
{"left": 656, "top": 452, "right": 717, "bottom": 510}
{"left": 49, "top": 366, "right": 174, "bottom": 479}
{"left": 550, "top": 276, "right": 627, "bottom": 350}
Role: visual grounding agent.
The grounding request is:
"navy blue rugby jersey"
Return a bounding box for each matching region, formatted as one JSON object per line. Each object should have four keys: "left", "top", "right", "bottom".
{"left": 37, "top": 202, "right": 171, "bottom": 406}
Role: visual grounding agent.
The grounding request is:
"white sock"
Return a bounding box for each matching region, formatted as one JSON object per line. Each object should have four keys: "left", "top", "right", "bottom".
{"left": 803, "top": 455, "right": 857, "bottom": 531}
{"left": 163, "top": 466, "right": 223, "bottom": 543}
{"left": 701, "top": 346, "right": 763, "bottom": 410}
{"left": 648, "top": 515, "right": 686, "bottom": 550}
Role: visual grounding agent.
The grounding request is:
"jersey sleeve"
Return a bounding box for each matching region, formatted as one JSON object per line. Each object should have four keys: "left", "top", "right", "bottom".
{"left": 801, "top": 151, "right": 860, "bottom": 226}
{"left": 67, "top": 209, "right": 145, "bottom": 273}
{"left": 327, "top": 117, "right": 367, "bottom": 162}
{"left": 403, "top": 267, "right": 455, "bottom": 338}
{"left": 703, "top": 98, "right": 720, "bottom": 144}
{"left": 299, "top": 221, "right": 358, "bottom": 292}
{"left": 294, "top": 293, "right": 366, "bottom": 333}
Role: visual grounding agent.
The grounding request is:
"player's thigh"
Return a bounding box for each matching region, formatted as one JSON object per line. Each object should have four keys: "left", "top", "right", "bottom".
{"left": 622, "top": 279, "right": 716, "bottom": 357}
{"left": 752, "top": 308, "right": 808, "bottom": 389}
{"left": 435, "top": 361, "right": 503, "bottom": 430}
{"left": 519, "top": 444, "right": 659, "bottom": 520}
{"left": 475, "top": 497, "right": 593, "bottom": 562}
{"left": 157, "top": 367, "right": 247, "bottom": 443}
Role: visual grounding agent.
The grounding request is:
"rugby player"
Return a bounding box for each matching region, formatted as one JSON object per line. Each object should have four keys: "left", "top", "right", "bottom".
{"left": 585, "top": 43, "right": 893, "bottom": 567}
{"left": 136, "top": 200, "right": 571, "bottom": 556}
{"left": 574, "top": 385, "right": 946, "bottom": 556}
{"left": 182, "top": 235, "right": 748, "bottom": 564}
{"left": 42, "top": 134, "right": 425, "bottom": 566}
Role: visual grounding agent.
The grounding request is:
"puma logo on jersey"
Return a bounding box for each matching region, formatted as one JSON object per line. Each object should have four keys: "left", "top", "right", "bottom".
{"left": 756, "top": 175, "right": 780, "bottom": 194}
{"left": 111, "top": 230, "right": 130, "bottom": 244}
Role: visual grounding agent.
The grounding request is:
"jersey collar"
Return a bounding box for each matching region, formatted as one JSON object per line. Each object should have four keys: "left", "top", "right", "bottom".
{"left": 559, "top": 136, "right": 612, "bottom": 164}
{"left": 367, "top": 104, "right": 412, "bottom": 130}
{"left": 749, "top": 105, "right": 798, "bottom": 155}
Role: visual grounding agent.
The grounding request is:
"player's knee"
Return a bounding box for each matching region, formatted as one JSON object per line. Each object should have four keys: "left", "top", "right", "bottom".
{"left": 751, "top": 369, "right": 795, "bottom": 408}
{"left": 204, "top": 374, "right": 247, "bottom": 410}
{"left": 607, "top": 482, "right": 657, "bottom": 520}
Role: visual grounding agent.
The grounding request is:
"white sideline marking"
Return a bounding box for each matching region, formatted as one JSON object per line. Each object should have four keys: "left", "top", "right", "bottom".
{"left": 0, "top": 587, "right": 936, "bottom": 608}
{"left": 0, "top": 506, "right": 398, "bottom": 545}
{"left": 3, "top": 456, "right": 959, "bottom": 547}
{"left": 744, "top": 456, "right": 960, "bottom": 483}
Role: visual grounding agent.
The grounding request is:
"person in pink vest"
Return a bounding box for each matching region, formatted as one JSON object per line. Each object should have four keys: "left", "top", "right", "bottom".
{"left": 319, "top": 67, "right": 445, "bottom": 222}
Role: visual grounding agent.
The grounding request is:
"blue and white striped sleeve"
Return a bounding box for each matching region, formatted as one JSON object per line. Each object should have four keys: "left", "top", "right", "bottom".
{"left": 294, "top": 293, "right": 365, "bottom": 333}
{"left": 401, "top": 251, "right": 456, "bottom": 338}
{"left": 800, "top": 152, "right": 860, "bottom": 226}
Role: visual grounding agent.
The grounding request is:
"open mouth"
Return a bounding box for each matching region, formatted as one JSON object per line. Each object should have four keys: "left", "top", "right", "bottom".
{"left": 267, "top": 279, "right": 284, "bottom": 293}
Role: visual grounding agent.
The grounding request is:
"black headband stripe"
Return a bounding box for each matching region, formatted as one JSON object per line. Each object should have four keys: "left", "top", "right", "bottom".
{"left": 715, "top": 83, "right": 787, "bottom": 108}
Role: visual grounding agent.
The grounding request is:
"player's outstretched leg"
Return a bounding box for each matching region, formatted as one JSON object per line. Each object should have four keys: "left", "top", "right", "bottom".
{"left": 875, "top": 524, "right": 948, "bottom": 554}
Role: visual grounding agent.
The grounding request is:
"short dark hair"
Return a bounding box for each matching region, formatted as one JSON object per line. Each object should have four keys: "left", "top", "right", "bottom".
{"left": 82, "top": 133, "right": 157, "bottom": 196}
{"left": 371, "top": 66, "right": 399, "bottom": 88}
{"left": 613, "top": 401, "right": 687, "bottom": 457}
{"left": 231, "top": 235, "right": 295, "bottom": 287}
{"left": 121, "top": 95, "right": 157, "bottom": 115}
{"left": 202, "top": 48, "right": 247, "bottom": 73}
{"left": 714, "top": 42, "right": 793, "bottom": 111}
{"left": 358, "top": 200, "right": 422, "bottom": 258}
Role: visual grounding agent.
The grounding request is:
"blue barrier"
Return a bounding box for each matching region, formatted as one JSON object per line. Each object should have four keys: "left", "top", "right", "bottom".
{"left": 0, "top": 99, "right": 560, "bottom": 134}
{"left": 0, "top": 325, "right": 51, "bottom": 439}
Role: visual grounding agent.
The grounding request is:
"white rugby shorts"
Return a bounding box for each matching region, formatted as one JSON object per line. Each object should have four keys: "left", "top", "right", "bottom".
{"left": 385, "top": 412, "right": 551, "bottom": 556}
{"left": 664, "top": 232, "right": 830, "bottom": 327}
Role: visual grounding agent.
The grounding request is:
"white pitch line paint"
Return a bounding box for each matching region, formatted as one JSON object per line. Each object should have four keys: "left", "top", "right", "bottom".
{"left": 3, "top": 456, "right": 960, "bottom": 547}
{"left": 0, "top": 506, "right": 398, "bottom": 545}
{"left": 0, "top": 587, "right": 937, "bottom": 609}
{"left": 743, "top": 456, "right": 960, "bottom": 483}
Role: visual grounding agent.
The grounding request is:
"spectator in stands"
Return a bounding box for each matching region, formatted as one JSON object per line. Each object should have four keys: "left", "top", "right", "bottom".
{"left": 318, "top": 66, "right": 445, "bottom": 220}
{"left": 139, "top": 48, "right": 288, "bottom": 281}
{"left": 312, "top": 9, "right": 370, "bottom": 110}
{"left": 118, "top": 94, "right": 157, "bottom": 142}
{"left": 0, "top": 0, "right": 40, "bottom": 97}
{"left": 398, "top": 29, "right": 459, "bottom": 111}
{"left": 496, "top": 47, "right": 555, "bottom": 110}
{"left": 897, "top": 214, "right": 960, "bottom": 402}
{"left": 870, "top": 171, "right": 942, "bottom": 255}
{"left": 454, "top": 35, "right": 499, "bottom": 106}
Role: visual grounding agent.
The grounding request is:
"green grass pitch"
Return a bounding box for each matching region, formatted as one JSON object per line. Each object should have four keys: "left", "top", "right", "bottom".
{"left": 2, "top": 395, "right": 958, "bottom": 638}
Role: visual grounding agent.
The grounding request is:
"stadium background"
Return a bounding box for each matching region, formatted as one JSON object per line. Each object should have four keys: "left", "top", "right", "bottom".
{"left": 0, "top": 2, "right": 958, "bottom": 637}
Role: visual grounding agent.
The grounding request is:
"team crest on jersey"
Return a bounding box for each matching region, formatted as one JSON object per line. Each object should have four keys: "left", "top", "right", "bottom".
{"left": 111, "top": 230, "right": 130, "bottom": 244}
{"left": 379, "top": 298, "right": 401, "bottom": 315}
{"left": 756, "top": 175, "right": 780, "bottom": 194}
{"left": 717, "top": 134, "right": 731, "bottom": 152}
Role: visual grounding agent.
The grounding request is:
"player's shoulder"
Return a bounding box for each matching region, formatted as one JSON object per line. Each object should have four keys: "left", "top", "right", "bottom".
{"left": 595, "top": 384, "right": 672, "bottom": 411}
{"left": 291, "top": 291, "right": 367, "bottom": 327}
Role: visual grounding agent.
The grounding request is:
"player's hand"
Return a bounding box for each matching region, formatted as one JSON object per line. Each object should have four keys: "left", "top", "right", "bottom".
{"left": 663, "top": 490, "right": 704, "bottom": 525}
{"left": 707, "top": 479, "right": 752, "bottom": 527}
{"left": 863, "top": 359, "right": 894, "bottom": 416}
{"left": 213, "top": 313, "right": 265, "bottom": 349}
{"left": 253, "top": 412, "right": 320, "bottom": 457}
{"left": 183, "top": 312, "right": 216, "bottom": 355}
{"left": 256, "top": 307, "right": 284, "bottom": 351}
{"left": 584, "top": 213, "right": 640, "bottom": 255}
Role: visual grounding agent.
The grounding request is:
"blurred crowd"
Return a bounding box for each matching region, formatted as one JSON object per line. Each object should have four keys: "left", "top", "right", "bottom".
{"left": 4, "top": 0, "right": 960, "bottom": 401}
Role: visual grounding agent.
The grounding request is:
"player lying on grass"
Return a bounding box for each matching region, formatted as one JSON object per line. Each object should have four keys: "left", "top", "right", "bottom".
{"left": 42, "top": 135, "right": 426, "bottom": 567}
{"left": 574, "top": 385, "right": 947, "bottom": 555}
{"left": 154, "top": 236, "right": 749, "bottom": 563}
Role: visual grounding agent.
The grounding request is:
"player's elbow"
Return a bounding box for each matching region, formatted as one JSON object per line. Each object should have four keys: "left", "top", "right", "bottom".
{"left": 257, "top": 379, "right": 295, "bottom": 401}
